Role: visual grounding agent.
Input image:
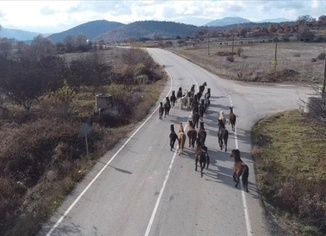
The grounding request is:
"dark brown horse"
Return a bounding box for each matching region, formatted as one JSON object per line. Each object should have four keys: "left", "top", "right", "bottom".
{"left": 229, "top": 106, "right": 236, "bottom": 131}
{"left": 169, "top": 124, "right": 178, "bottom": 151}
{"left": 195, "top": 137, "right": 209, "bottom": 177}
{"left": 218, "top": 119, "right": 228, "bottom": 152}
{"left": 159, "top": 102, "right": 164, "bottom": 119}
{"left": 177, "top": 123, "right": 186, "bottom": 155}
{"left": 170, "top": 91, "right": 177, "bottom": 107}
{"left": 192, "top": 109, "right": 200, "bottom": 129}
{"left": 164, "top": 97, "right": 171, "bottom": 118}
{"left": 177, "top": 87, "right": 183, "bottom": 99}
{"left": 187, "top": 120, "right": 197, "bottom": 148}
{"left": 198, "top": 121, "right": 207, "bottom": 145}
{"left": 230, "top": 149, "right": 249, "bottom": 192}
{"left": 199, "top": 99, "right": 205, "bottom": 119}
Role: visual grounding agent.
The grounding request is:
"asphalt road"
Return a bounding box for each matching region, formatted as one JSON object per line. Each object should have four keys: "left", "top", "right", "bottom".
{"left": 38, "top": 48, "right": 314, "bottom": 236}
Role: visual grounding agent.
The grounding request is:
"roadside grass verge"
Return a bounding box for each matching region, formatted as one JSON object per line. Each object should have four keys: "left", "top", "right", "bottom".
{"left": 252, "top": 110, "right": 326, "bottom": 235}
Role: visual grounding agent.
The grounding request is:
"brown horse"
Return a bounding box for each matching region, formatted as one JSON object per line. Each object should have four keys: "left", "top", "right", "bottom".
{"left": 197, "top": 121, "right": 207, "bottom": 145}
{"left": 164, "top": 97, "right": 171, "bottom": 118}
{"left": 192, "top": 109, "right": 200, "bottom": 129}
{"left": 195, "top": 137, "right": 209, "bottom": 177}
{"left": 159, "top": 102, "right": 164, "bottom": 119}
{"left": 177, "top": 87, "right": 183, "bottom": 99}
{"left": 169, "top": 124, "right": 178, "bottom": 151}
{"left": 187, "top": 120, "right": 197, "bottom": 148}
{"left": 229, "top": 106, "right": 236, "bottom": 131}
{"left": 230, "top": 149, "right": 249, "bottom": 192}
{"left": 170, "top": 91, "right": 177, "bottom": 107}
{"left": 177, "top": 123, "right": 186, "bottom": 155}
{"left": 218, "top": 119, "right": 228, "bottom": 152}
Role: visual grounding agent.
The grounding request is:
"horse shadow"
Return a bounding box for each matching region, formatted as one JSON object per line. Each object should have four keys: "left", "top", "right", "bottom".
{"left": 210, "top": 96, "right": 226, "bottom": 99}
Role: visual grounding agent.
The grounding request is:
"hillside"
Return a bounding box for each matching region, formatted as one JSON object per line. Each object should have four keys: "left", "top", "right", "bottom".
{"left": 205, "top": 17, "right": 252, "bottom": 27}
{"left": 47, "top": 20, "right": 125, "bottom": 43}
{"left": 0, "top": 27, "right": 41, "bottom": 41}
{"left": 95, "top": 20, "right": 201, "bottom": 42}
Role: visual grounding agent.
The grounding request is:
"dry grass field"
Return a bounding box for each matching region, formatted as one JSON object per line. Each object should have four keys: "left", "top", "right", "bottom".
{"left": 171, "top": 41, "right": 325, "bottom": 84}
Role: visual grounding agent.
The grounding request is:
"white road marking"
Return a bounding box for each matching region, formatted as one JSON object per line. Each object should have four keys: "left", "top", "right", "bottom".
{"left": 230, "top": 104, "right": 253, "bottom": 236}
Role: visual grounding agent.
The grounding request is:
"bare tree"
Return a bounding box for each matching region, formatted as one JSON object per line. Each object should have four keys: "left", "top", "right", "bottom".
{"left": 0, "top": 38, "right": 13, "bottom": 59}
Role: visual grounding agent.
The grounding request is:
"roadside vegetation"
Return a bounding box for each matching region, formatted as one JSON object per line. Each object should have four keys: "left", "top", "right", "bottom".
{"left": 0, "top": 36, "right": 166, "bottom": 236}
{"left": 252, "top": 110, "right": 326, "bottom": 235}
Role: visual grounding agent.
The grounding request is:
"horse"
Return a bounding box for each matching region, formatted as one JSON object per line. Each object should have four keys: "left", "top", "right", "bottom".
{"left": 199, "top": 99, "right": 206, "bottom": 119}
{"left": 198, "top": 121, "right": 207, "bottom": 145}
{"left": 195, "top": 137, "right": 209, "bottom": 177}
{"left": 218, "top": 119, "right": 228, "bottom": 152}
{"left": 205, "top": 88, "right": 211, "bottom": 100}
{"left": 190, "top": 84, "right": 195, "bottom": 97}
{"left": 170, "top": 91, "right": 177, "bottom": 107}
{"left": 164, "top": 97, "right": 171, "bottom": 118}
{"left": 230, "top": 149, "right": 249, "bottom": 192}
{"left": 159, "top": 102, "right": 164, "bottom": 119}
{"left": 192, "top": 109, "right": 200, "bottom": 129}
{"left": 187, "top": 120, "right": 197, "bottom": 148}
{"left": 229, "top": 106, "right": 236, "bottom": 131}
{"left": 177, "top": 123, "right": 186, "bottom": 155}
{"left": 199, "top": 82, "right": 207, "bottom": 94}
{"left": 180, "top": 93, "right": 189, "bottom": 110}
{"left": 177, "top": 87, "right": 183, "bottom": 99}
{"left": 169, "top": 124, "right": 178, "bottom": 151}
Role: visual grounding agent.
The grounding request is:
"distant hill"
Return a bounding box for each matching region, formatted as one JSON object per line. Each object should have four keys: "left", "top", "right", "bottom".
{"left": 258, "top": 18, "right": 293, "bottom": 23}
{"left": 47, "top": 20, "right": 125, "bottom": 43}
{"left": 0, "top": 27, "right": 42, "bottom": 41}
{"left": 205, "top": 17, "right": 251, "bottom": 27}
{"left": 96, "top": 20, "right": 201, "bottom": 42}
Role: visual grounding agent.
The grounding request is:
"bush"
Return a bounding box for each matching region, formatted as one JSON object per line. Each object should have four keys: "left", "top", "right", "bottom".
{"left": 317, "top": 53, "right": 325, "bottom": 60}
{"left": 236, "top": 47, "right": 243, "bottom": 56}
{"left": 226, "top": 55, "right": 234, "bottom": 62}
{"left": 294, "top": 53, "right": 301, "bottom": 57}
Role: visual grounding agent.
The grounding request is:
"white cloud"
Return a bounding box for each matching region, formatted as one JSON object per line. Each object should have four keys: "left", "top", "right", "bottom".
{"left": 0, "top": 0, "right": 326, "bottom": 33}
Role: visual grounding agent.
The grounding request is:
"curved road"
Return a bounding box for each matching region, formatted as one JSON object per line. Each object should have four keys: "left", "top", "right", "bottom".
{"left": 39, "top": 48, "right": 313, "bottom": 236}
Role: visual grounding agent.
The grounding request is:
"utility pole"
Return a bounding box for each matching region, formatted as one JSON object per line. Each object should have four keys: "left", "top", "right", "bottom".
{"left": 274, "top": 35, "right": 278, "bottom": 71}
{"left": 322, "top": 54, "right": 326, "bottom": 96}
{"left": 207, "top": 32, "right": 210, "bottom": 56}
{"left": 231, "top": 34, "right": 235, "bottom": 60}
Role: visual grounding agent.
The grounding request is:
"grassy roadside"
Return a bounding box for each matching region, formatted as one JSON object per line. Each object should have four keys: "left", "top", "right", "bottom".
{"left": 252, "top": 110, "right": 326, "bottom": 235}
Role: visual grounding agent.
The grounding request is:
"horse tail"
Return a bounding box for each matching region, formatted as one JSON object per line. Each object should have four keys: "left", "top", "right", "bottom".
{"left": 206, "top": 153, "right": 210, "bottom": 169}
{"left": 242, "top": 165, "right": 249, "bottom": 191}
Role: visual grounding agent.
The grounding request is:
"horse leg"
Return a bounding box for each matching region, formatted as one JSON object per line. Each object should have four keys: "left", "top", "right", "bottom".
{"left": 224, "top": 130, "right": 228, "bottom": 152}
{"left": 234, "top": 171, "right": 241, "bottom": 187}
{"left": 195, "top": 157, "right": 198, "bottom": 171}
{"left": 233, "top": 172, "right": 237, "bottom": 182}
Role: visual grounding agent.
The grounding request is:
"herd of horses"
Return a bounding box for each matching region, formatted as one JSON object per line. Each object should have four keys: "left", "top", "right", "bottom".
{"left": 162, "top": 83, "right": 249, "bottom": 192}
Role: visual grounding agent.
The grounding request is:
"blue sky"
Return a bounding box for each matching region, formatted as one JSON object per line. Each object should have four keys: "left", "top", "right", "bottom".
{"left": 0, "top": 0, "right": 325, "bottom": 34}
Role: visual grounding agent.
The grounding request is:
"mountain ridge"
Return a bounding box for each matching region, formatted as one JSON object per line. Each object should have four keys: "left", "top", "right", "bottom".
{"left": 0, "top": 17, "right": 297, "bottom": 42}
